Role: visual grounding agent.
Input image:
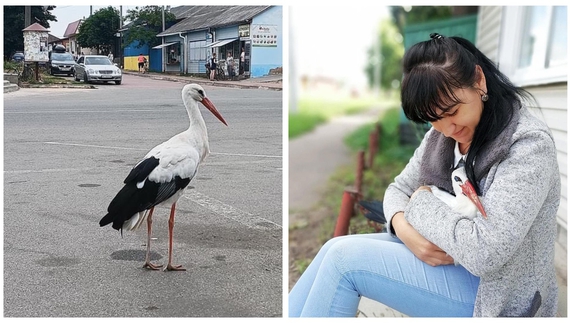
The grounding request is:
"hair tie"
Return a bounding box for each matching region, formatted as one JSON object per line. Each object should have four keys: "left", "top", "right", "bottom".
{"left": 430, "top": 33, "right": 444, "bottom": 40}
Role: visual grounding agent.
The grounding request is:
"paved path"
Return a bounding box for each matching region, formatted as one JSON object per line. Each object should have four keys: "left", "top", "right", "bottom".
{"left": 289, "top": 112, "right": 381, "bottom": 216}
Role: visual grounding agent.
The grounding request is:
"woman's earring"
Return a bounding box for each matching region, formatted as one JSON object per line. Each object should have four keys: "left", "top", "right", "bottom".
{"left": 481, "top": 93, "right": 489, "bottom": 102}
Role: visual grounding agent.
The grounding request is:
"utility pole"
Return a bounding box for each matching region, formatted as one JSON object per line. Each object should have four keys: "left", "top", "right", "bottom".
{"left": 24, "top": 6, "right": 31, "bottom": 27}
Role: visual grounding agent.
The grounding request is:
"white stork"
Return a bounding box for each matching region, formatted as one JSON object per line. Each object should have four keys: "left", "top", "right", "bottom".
{"left": 99, "top": 83, "right": 227, "bottom": 271}
{"left": 429, "top": 166, "right": 487, "bottom": 220}
{"left": 429, "top": 166, "right": 487, "bottom": 266}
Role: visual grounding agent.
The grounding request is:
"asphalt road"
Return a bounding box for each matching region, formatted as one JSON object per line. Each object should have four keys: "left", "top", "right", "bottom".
{"left": 3, "top": 74, "right": 283, "bottom": 317}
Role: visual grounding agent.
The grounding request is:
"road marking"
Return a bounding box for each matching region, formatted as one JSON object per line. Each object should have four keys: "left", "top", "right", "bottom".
{"left": 42, "top": 141, "right": 281, "bottom": 158}
{"left": 212, "top": 152, "right": 281, "bottom": 158}
{"left": 4, "top": 167, "right": 109, "bottom": 174}
{"left": 44, "top": 141, "right": 147, "bottom": 151}
{"left": 182, "top": 190, "right": 281, "bottom": 231}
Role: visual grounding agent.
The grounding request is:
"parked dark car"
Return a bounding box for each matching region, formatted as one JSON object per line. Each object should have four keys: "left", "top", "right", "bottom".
{"left": 47, "top": 52, "right": 76, "bottom": 76}
{"left": 11, "top": 52, "right": 24, "bottom": 62}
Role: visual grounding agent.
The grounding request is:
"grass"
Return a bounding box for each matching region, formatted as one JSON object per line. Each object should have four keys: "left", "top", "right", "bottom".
{"left": 4, "top": 60, "right": 79, "bottom": 85}
{"left": 289, "top": 95, "right": 384, "bottom": 139}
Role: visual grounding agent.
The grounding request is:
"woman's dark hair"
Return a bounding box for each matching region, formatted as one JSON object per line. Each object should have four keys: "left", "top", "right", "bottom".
{"left": 401, "top": 33, "right": 534, "bottom": 194}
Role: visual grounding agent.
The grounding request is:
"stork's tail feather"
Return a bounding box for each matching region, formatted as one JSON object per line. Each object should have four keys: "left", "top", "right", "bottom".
{"left": 99, "top": 212, "right": 115, "bottom": 227}
{"left": 123, "top": 210, "right": 149, "bottom": 231}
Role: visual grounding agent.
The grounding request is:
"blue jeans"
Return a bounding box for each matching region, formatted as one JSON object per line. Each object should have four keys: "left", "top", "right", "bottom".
{"left": 289, "top": 233, "right": 480, "bottom": 317}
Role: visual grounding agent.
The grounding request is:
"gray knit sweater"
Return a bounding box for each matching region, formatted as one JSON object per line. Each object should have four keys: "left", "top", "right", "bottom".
{"left": 384, "top": 107, "right": 560, "bottom": 317}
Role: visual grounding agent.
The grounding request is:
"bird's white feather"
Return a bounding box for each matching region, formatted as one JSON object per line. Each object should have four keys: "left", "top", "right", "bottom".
{"left": 429, "top": 167, "right": 480, "bottom": 219}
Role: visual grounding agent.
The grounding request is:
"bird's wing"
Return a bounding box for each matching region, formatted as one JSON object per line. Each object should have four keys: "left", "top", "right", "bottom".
{"left": 429, "top": 185, "right": 456, "bottom": 208}
{"left": 358, "top": 200, "right": 386, "bottom": 224}
{"left": 144, "top": 140, "right": 201, "bottom": 184}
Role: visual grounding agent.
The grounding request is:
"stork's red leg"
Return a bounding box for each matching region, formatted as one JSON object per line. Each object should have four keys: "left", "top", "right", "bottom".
{"left": 142, "top": 207, "right": 163, "bottom": 270}
{"left": 165, "top": 203, "right": 186, "bottom": 271}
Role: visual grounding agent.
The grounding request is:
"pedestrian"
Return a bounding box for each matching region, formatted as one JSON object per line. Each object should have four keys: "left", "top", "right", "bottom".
{"left": 209, "top": 52, "right": 217, "bottom": 81}
{"left": 227, "top": 51, "right": 234, "bottom": 79}
{"left": 138, "top": 53, "right": 145, "bottom": 73}
{"left": 288, "top": 33, "right": 560, "bottom": 317}
{"left": 239, "top": 47, "right": 245, "bottom": 75}
{"left": 108, "top": 52, "right": 114, "bottom": 62}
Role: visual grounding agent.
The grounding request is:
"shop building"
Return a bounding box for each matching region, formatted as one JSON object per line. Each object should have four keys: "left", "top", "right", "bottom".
{"left": 154, "top": 5, "right": 282, "bottom": 78}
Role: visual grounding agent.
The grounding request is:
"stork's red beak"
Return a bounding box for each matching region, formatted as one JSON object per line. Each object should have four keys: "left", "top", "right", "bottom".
{"left": 459, "top": 180, "right": 488, "bottom": 219}
{"left": 201, "top": 97, "right": 228, "bottom": 126}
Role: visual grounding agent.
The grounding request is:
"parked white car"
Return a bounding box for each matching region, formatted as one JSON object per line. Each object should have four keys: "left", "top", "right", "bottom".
{"left": 74, "top": 55, "right": 122, "bottom": 85}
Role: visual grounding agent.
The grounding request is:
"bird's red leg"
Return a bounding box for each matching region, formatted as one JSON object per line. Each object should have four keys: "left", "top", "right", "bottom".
{"left": 165, "top": 203, "right": 186, "bottom": 271}
{"left": 142, "top": 207, "right": 163, "bottom": 270}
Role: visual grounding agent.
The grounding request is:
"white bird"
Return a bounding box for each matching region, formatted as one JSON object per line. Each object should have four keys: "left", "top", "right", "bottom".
{"left": 429, "top": 167, "right": 487, "bottom": 266}
{"left": 99, "top": 83, "right": 228, "bottom": 271}
{"left": 429, "top": 167, "right": 487, "bottom": 220}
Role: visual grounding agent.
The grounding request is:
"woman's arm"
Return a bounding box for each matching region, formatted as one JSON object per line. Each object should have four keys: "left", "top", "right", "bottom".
{"left": 404, "top": 129, "right": 559, "bottom": 276}
{"left": 383, "top": 129, "right": 454, "bottom": 265}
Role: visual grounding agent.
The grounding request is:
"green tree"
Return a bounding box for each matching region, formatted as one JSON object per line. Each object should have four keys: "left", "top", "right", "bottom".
{"left": 3, "top": 6, "right": 56, "bottom": 60}
{"left": 365, "top": 18, "right": 405, "bottom": 91}
{"left": 123, "top": 6, "right": 177, "bottom": 49}
{"left": 390, "top": 6, "right": 453, "bottom": 34}
{"left": 76, "top": 6, "right": 121, "bottom": 54}
{"left": 365, "top": 6, "right": 455, "bottom": 91}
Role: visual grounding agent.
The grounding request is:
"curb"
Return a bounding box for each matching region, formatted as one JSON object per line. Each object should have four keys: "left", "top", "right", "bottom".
{"left": 122, "top": 71, "right": 282, "bottom": 91}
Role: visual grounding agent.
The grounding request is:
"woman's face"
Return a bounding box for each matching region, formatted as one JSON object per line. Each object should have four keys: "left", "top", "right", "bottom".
{"left": 430, "top": 66, "right": 487, "bottom": 151}
{"left": 430, "top": 87, "right": 483, "bottom": 147}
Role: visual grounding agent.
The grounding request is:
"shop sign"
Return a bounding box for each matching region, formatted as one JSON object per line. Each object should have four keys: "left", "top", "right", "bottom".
{"left": 251, "top": 24, "right": 278, "bottom": 47}
{"left": 239, "top": 24, "right": 250, "bottom": 37}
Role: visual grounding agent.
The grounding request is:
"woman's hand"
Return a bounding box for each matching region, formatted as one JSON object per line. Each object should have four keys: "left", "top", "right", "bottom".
{"left": 410, "top": 185, "right": 432, "bottom": 200}
{"left": 391, "top": 212, "right": 454, "bottom": 266}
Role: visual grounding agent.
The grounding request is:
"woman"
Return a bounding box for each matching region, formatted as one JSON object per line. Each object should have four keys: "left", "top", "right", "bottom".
{"left": 288, "top": 33, "right": 560, "bottom": 317}
{"left": 138, "top": 53, "right": 145, "bottom": 73}
{"left": 209, "top": 53, "right": 217, "bottom": 81}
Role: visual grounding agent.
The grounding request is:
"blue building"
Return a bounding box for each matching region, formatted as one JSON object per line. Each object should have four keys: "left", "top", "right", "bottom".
{"left": 155, "top": 5, "right": 282, "bottom": 78}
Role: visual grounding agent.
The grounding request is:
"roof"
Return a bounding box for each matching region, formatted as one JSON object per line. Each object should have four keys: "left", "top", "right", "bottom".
{"left": 22, "top": 22, "right": 49, "bottom": 32}
{"left": 47, "top": 33, "right": 61, "bottom": 44}
{"left": 63, "top": 20, "right": 81, "bottom": 38}
{"left": 157, "top": 5, "right": 271, "bottom": 36}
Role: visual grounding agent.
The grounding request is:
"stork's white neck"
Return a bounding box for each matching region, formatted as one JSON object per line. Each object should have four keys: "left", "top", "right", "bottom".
{"left": 182, "top": 96, "right": 210, "bottom": 159}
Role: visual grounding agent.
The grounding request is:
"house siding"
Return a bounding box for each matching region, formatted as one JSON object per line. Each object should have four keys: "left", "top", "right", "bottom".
{"left": 250, "top": 6, "right": 283, "bottom": 77}
{"left": 478, "top": 6, "right": 567, "bottom": 279}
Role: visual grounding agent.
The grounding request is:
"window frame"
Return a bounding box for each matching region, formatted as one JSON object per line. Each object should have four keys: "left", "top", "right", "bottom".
{"left": 498, "top": 6, "right": 567, "bottom": 87}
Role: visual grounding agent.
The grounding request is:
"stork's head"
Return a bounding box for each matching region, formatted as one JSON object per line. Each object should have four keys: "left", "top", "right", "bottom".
{"left": 451, "top": 167, "right": 488, "bottom": 219}
{"left": 182, "top": 84, "right": 228, "bottom": 126}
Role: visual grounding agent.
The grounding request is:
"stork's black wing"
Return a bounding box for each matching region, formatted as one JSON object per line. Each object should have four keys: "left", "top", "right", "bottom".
{"left": 358, "top": 200, "right": 386, "bottom": 224}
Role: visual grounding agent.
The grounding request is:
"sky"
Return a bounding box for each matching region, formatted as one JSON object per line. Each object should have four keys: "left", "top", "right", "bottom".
{"left": 48, "top": 5, "right": 137, "bottom": 39}
{"left": 290, "top": 5, "right": 390, "bottom": 89}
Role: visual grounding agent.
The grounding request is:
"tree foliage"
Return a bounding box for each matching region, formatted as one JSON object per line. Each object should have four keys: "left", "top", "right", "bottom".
{"left": 390, "top": 6, "right": 453, "bottom": 34}
{"left": 123, "top": 6, "right": 177, "bottom": 49}
{"left": 76, "top": 6, "right": 121, "bottom": 54}
{"left": 365, "top": 6, "right": 454, "bottom": 91}
{"left": 365, "top": 19, "right": 404, "bottom": 90}
{"left": 3, "top": 6, "right": 57, "bottom": 60}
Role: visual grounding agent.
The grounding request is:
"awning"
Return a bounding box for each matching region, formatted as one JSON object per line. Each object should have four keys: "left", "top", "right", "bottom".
{"left": 151, "top": 42, "right": 178, "bottom": 49}
{"left": 206, "top": 38, "right": 238, "bottom": 48}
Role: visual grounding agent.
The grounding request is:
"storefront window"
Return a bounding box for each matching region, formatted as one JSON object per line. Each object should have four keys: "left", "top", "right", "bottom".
{"left": 167, "top": 44, "right": 180, "bottom": 64}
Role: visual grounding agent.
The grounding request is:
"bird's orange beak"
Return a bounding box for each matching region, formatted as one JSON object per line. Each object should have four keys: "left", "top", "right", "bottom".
{"left": 201, "top": 97, "right": 228, "bottom": 126}
{"left": 459, "top": 179, "right": 488, "bottom": 219}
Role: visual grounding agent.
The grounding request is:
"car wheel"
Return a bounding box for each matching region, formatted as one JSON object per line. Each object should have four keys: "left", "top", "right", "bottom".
{"left": 115, "top": 80, "right": 121, "bottom": 85}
